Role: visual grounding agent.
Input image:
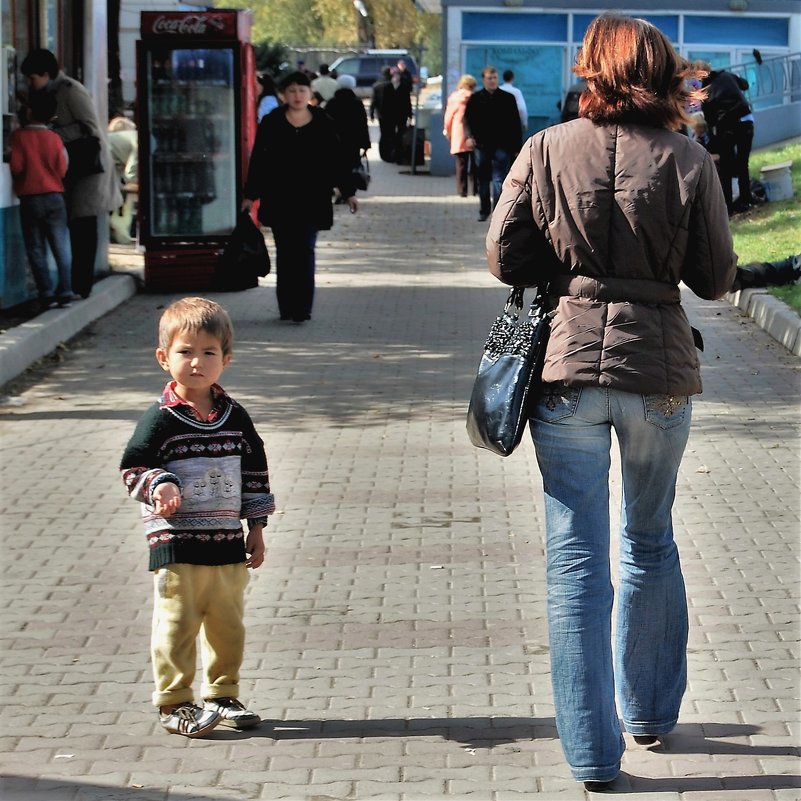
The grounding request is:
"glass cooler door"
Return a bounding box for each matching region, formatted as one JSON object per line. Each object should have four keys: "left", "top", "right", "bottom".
{"left": 145, "top": 45, "right": 238, "bottom": 240}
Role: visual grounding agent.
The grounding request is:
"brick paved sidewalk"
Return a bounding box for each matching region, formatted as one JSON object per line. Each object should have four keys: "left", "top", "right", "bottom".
{"left": 0, "top": 151, "right": 798, "bottom": 801}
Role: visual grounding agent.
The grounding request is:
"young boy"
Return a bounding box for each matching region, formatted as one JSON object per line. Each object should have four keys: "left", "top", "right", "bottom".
{"left": 121, "top": 297, "right": 275, "bottom": 738}
{"left": 8, "top": 91, "right": 75, "bottom": 310}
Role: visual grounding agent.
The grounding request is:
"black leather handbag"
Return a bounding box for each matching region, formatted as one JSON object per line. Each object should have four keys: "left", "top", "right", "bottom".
{"left": 213, "top": 211, "right": 270, "bottom": 291}
{"left": 64, "top": 122, "right": 104, "bottom": 183}
{"left": 466, "top": 286, "right": 551, "bottom": 457}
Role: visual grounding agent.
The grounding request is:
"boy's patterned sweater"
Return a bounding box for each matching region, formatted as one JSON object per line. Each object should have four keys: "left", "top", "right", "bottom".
{"left": 121, "top": 382, "right": 275, "bottom": 570}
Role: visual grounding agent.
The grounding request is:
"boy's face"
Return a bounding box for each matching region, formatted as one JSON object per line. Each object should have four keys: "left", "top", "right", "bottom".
{"left": 155, "top": 329, "right": 231, "bottom": 400}
{"left": 26, "top": 73, "right": 49, "bottom": 92}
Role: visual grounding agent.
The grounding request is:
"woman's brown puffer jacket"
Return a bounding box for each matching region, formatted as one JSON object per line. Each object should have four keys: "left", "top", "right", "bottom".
{"left": 487, "top": 117, "right": 738, "bottom": 396}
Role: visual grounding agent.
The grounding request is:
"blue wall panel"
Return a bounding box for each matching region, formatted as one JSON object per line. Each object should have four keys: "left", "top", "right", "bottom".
{"left": 573, "top": 14, "right": 679, "bottom": 43}
{"left": 0, "top": 205, "right": 36, "bottom": 308}
{"left": 463, "top": 13, "right": 567, "bottom": 43}
{"left": 684, "top": 16, "right": 789, "bottom": 47}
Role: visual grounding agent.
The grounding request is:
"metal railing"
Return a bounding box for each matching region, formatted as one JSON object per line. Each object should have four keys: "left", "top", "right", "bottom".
{"left": 725, "top": 52, "right": 801, "bottom": 111}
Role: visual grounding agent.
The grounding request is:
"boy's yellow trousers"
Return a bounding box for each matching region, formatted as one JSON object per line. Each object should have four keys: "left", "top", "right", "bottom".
{"left": 150, "top": 563, "right": 249, "bottom": 708}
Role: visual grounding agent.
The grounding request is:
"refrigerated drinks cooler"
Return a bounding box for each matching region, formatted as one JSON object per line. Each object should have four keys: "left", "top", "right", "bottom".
{"left": 137, "top": 10, "right": 256, "bottom": 290}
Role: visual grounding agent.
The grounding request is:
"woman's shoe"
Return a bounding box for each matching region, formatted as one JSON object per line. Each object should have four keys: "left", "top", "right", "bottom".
{"left": 633, "top": 735, "right": 658, "bottom": 745}
{"left": 584, "top": 780, "right": 612, "bottom": 792}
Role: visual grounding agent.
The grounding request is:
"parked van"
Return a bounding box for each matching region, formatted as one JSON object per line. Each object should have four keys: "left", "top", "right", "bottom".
{"left": 329, "top": 50, "right": 418, "bottom": 98}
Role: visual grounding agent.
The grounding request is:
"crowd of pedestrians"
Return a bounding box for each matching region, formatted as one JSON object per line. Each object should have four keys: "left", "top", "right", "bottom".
{"left": 10, "top": 42, "right": 766, "bottom": 316}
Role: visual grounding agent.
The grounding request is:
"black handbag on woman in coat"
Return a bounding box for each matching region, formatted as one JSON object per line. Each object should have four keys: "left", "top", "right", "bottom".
{"left": 466, "top": 285, "right": 551, "bottom": 457}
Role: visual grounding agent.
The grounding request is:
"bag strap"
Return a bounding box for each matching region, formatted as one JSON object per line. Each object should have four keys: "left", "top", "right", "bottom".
{"left": 505, "top": 285, "right": 547, "bottom": 320}
{"left": 504, "top": 287, "right": 525, "bottom": 319}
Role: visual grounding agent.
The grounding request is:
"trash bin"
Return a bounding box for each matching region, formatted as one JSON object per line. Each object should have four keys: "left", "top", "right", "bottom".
{"left": 760, "top": 161, "right": 794, "bottom": 202}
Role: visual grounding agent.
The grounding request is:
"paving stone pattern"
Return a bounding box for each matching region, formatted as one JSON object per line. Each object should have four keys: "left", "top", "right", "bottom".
{"left": 0, "top": 151, "right": 799, "bottom": 801}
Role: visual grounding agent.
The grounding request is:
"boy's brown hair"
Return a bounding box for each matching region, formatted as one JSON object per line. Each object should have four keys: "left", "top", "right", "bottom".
{"left": 575, "top": 13, "right": 702, "bottom": 130}
{"left": 158, "top": 297, "right": 234, "bottom": 355}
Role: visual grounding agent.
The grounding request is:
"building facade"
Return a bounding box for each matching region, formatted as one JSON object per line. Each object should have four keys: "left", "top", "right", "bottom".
{"left": 425, "top": 0, "right": 800, "bottom": 172}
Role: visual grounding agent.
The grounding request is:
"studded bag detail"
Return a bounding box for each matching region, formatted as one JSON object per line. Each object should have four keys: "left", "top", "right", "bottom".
{"left": 466, "top": 285, "right": 552, "bottom": 457}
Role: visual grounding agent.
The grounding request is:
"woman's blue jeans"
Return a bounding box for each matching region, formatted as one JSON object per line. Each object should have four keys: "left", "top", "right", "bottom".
{"left": 530, "top": 384, "right": 691, "bottom": 782}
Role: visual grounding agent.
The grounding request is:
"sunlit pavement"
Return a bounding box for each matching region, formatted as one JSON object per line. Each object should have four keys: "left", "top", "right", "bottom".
{"left": 0, "top": 142, "right": 799, "bottom": 800}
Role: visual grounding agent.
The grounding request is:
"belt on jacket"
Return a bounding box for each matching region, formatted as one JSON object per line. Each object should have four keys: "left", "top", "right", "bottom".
{"left": 550, "top": 273, "right": 704, "bottom": 350}
{"left": 551, "top": 274, "right": 681, "bottom": 305}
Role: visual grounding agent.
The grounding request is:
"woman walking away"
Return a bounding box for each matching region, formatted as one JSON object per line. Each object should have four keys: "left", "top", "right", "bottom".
{"left": 324, "top": 74, "right": 371, "bottom": 181}
{"left": 21, "top": 49, "right": 121, "bottom": 299}
{"left": 242, "top": 71, "right": 357, "bottom": 323}
{"left": 485, "top": 13, "right": 737, "bottom": 791}
{"left": 443, "top": 74, "right": 477, "bottom": 197}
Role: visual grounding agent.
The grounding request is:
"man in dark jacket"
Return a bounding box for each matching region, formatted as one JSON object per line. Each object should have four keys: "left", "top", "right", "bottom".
{"left": 370, "top": 67, "right": 393, "bottom": 162}
{"left": 373, "top": 68, "right": 412, "bottom": 164}
{"left": 465, "top": 65, "right": 522, "bottom": 221}
{"left": 700, "top": 63, "right": 754, "bottom": 214}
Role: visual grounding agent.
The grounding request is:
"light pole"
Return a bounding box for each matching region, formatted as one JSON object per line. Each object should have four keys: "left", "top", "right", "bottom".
{"left": 408, "top": 43, "right": 425, "bottom": 175}
{"left": 353, "top": 0, "right": 375, "bottom": 48}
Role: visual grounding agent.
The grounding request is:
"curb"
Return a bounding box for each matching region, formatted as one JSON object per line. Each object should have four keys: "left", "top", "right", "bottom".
{"left": 0, "top": 273, "right": 138, "bottom": 389}
{"left": 725, "top": 287, "right": 801, "bottom": 356}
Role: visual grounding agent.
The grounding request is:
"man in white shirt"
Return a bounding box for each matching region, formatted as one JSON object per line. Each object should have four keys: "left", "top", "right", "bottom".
{"left": 311, "top": 64, "right": 339, "bottom": 103}
{"left": 500, "top": 70, "right": 528, "bottom": 138}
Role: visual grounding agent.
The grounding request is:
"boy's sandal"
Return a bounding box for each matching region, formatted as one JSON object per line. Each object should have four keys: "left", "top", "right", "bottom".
{"left": 159, "top": 702, "right": 221, "bottom": 738}
{"left": 204, "top": 697, "right": 261, "bottom": 729}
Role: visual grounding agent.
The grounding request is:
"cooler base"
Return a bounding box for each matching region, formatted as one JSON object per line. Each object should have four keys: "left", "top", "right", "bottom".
{"left": 144, "top": 248, "right": 224, "bottom": 292}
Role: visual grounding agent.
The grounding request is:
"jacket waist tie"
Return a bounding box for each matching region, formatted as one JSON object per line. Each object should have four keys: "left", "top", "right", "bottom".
{"left": 550, "top": 274, "right": 682, "bottom": 305}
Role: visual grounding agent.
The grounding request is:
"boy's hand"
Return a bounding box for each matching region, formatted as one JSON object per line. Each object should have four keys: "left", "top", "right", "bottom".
{"left": 246, "top": 524, "right": 266, "bottom": 569}
{"left": 153, "top": 482, "right": 182, "bottom": 517}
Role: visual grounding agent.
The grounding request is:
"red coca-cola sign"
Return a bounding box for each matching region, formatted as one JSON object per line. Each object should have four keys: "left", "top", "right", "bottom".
{"left": 141, "top": 10, "right": 250, "bottom": 40}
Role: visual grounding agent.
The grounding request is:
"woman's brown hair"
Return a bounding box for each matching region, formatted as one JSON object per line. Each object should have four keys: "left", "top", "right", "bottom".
{"left": 575, "top": 13, "right": 702, "bottom": 129}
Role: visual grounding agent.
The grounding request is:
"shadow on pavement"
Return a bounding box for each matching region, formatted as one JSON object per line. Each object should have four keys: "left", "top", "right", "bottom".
{"left": 0, "top": 282, "right": 797, "bottom": 435}
{"left": 1, "top": 775, "right": 185, "bottom": 801}
{"left": 623, "top": 773, "right": 801, "bottom": 793}
{"left": 210, "top": 716, "right": 800, "bottom": 757}
{"left": 209, "top": 715, "right": 555, "bottom": 748}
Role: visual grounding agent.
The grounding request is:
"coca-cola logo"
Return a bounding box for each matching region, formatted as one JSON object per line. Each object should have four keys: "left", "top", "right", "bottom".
{"left": 151, "top": 14, "right": 226, "bottom": 35}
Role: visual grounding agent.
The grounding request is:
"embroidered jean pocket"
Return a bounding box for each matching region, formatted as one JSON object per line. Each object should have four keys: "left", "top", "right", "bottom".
{"left": 644, "top": 394, "right": 690, "bottom": 430}
{"left": 534, "top": 383, "right": 582, "bottom": 422}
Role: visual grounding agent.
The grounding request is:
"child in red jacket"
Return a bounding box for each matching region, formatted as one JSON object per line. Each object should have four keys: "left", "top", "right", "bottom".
{"left": 9, "top": 92, "right": 75, "bottom": 310}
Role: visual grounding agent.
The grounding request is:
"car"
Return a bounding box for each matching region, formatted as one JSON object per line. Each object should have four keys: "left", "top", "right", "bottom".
{"left": 329, "top": 50, "right": 419, "bottom": 98}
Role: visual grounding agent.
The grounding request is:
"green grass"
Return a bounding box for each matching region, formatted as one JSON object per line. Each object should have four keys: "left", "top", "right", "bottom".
{"left": 729, "top": 140, "right": 801, "bottom": 313}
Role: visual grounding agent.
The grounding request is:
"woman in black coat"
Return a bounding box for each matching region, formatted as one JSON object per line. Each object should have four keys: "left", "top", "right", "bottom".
{"left": 325, "top": 74, "right": 371, "bottom": 173}
{"left": 243, "top": 71, "right": 357, "bottom": 323}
